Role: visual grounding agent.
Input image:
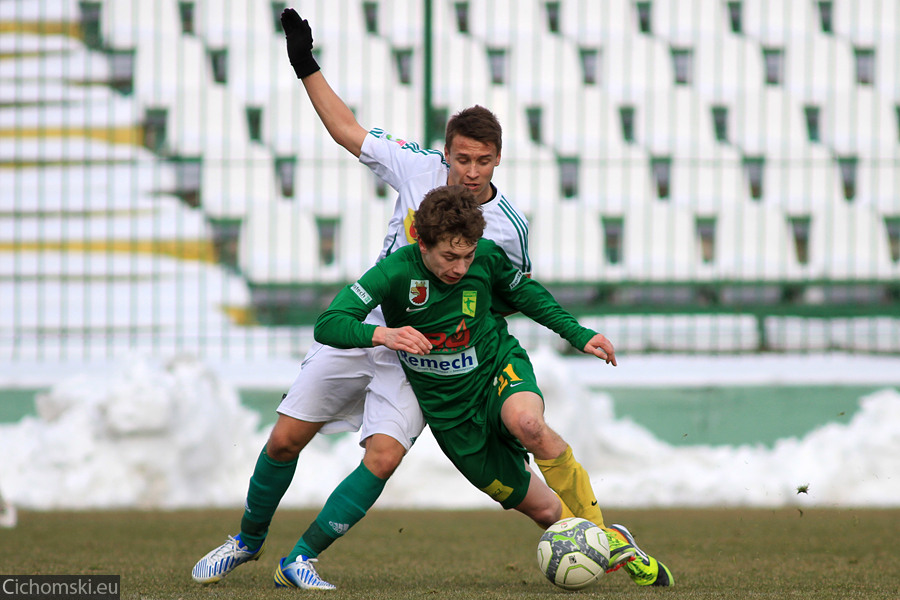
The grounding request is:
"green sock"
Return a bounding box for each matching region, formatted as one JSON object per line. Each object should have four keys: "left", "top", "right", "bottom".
{"left": 287, "top": 462, "right": 386, "bottom": 562}
{"left": 239, "top": 446, "right": 298, "bottom": 551}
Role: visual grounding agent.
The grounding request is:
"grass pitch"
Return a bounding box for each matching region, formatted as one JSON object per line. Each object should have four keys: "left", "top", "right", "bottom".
{"left": 2, "top": 507, "right": 896, "bottom": 599}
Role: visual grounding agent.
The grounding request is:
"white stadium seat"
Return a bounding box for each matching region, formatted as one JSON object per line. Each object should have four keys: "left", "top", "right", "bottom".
{"left": 237, "top": 198, "right": 334, "bottom": 285}
{"left": 99, "top": 0, "right": 182, "bottom": 48}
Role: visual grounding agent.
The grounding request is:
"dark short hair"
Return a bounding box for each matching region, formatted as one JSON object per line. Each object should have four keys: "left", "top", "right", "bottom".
{"left": 445, "top": 105, "right": 503, "bottom": 155}
{"left": 414, "top": 185, "right": 486, "bottom": 247}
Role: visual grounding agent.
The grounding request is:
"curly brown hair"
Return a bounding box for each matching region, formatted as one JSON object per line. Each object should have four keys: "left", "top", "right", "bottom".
{"left": 445, "top": 105, "right": 503, "bottom": 155}
{"left": 414, "top": 185, "right": 486, "bottom": 248}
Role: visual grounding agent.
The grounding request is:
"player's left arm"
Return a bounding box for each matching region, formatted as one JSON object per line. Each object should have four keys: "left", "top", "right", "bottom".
{"left": 490, "top": 247, "right": 616, "bottom": 365}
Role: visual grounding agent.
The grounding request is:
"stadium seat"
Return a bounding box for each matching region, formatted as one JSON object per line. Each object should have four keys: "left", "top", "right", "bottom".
{"left": 763, "top": 145, "right": 840, "bottom": 215}
{"left": 1, "top": 193, "right": 209, "bottom": 244}
{"left": 237, "top": 198, "right": 333, "bottom": 284}
{"left": 626, "top": 196, "right": 701, "bottom": 282}
{"left": 5, "top": 163, "right": 177, "bottom": 213}
{"left": 225, "top": 34, "right": 295, "bottom": 106}
{"left": 732, "top": 87, "right": 812, "bottom": 158}
{"left": 431, "top": 28, "right": 494, "bottom": 111}
{"left": 377, "top": 0, "right": 423, "bottom": 46}
{"left": 131, "top": 34, "right": 208, "bottom": 106}
{"left": 832, "top": 0, "right": 899, "bottom": 46}
{"left": 784, "top": 32, "right": 856, "bottom": 102}
{"left": 0, "top": 87, "right": 138, "bottom": 130}
{"left": 1, "top": 137, "right": 154, "bottom": 165}
{"left": 636, "top": 86, "right": 709, "bottom": 155}
{"left": 529, "top": 203, "right": 604, "bottom": 282}
{"left": 504, "top": 144, "right": 561, "bottom": 218}
{"left": 467, "top": 0, "right": 540, "bottom": 45}
{"left": 856, "top": 157, "right": 900, "bottom": 214}
{"left": 604, "top": 29, "right": 676, "bottom": 99}
{"left": 742, "top": 0, "right": 816, "bottom": 45}
{"left": 0, "top": 46, "right": 111, "bottom": 82}
{"left": 651, "top": 0, "right": 720, "bottom": 44}
{"left": 2, "top": 252, "right": 250, "bottom": 344}
{"left": 294, "top": 1, "right": 367, "bottom": 42}
{"left": 807, "top": 200, "right": 896, "bottom": 280}
{"left": 165, "top": 84, "right": 254, "bottom": 157}
{"left": 200, "top": 144, "right": 278, "bottom": 222}
{"left": 509, "top": 32, "right": 583, "bottom": 124}
{"left": 193, "top": 0, "right": 273, "bottom": 47}
{"left": 827, "top": 89, "right": 900, "bottom": 158}
{"left": 558, "top": 0, "right": 626, "bottom": 45}
{"left": 99, "top": 0, "right": 182, "bottom": 48}
{"left": 716, "top": 198, "right": 801, "bottom": 281}
{"left": 694, "top": 32, "right": 765, "bottom": 102}
{"left": 0, "top": 0, "right": 80, "bottom": 21}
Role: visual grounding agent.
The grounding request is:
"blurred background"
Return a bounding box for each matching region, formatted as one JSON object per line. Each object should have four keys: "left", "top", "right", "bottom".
{"left": 0, "top": 0, "right": 898, "bottom": 515}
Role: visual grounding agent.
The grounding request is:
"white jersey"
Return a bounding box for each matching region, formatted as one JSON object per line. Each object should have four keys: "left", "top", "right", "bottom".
{"left": 360, "top": 128, "right": 532, "bottom": 274}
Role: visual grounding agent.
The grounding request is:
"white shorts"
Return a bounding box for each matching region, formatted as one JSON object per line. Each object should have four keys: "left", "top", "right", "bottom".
{"left": 277, "top": 311, "right": 425, "bottom": 450}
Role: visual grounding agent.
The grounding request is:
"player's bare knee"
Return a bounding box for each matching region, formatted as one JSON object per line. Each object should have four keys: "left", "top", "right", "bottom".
{"left": 362, "top": 449, "right": 403, "bottom": 479}
{"left": 363, "top": 434, "right": 406, "bottom": 478}
{"left": 265, "top": 433, "right": 302, "bottom": 462}
{"left": 510, "top": 412, "right": 550, "bottom": 446}
{"left": 266, "top": 416, "right": 321, "bottom": 462}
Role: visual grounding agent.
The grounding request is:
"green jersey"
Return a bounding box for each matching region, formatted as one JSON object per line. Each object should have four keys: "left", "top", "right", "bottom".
{"left": 315, "top": 239, "right": 597, "bottom": 431}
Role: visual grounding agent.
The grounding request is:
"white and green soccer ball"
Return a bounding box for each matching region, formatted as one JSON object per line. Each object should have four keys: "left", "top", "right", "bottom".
{"left": 536, "top": 517, "right": 610, "bottom": 591}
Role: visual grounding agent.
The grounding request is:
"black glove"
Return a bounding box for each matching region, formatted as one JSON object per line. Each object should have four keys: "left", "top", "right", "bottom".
{"left": 281, "top": 8, "right": 320, "bottom": 79}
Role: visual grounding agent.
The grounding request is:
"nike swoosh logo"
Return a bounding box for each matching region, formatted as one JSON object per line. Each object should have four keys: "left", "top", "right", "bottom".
{"left": 510, "top": 382, "right": 525, "bottom": 387}
{"left": 406, "top": 306, "right": 428, "bottom": 312}
{"left": 591, "top": 500, "right": 598, "bottom": 506}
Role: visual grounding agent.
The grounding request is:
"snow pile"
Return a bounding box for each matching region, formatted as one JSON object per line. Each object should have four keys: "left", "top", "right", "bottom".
{"left": 1, "top": 351, "right": 897, "bottom": 510}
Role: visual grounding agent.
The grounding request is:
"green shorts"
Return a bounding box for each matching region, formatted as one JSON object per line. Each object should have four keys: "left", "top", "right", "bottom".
{"left": 429, "top": 346, "right": 543, "bottom": 510}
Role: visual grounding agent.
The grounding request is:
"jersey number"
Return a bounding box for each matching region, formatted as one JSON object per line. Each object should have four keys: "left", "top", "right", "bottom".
{"left": 497, "top": 363, "right": 523, "bottom": 396}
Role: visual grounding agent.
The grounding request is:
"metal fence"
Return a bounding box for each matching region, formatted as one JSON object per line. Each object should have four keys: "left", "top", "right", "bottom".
{"left": 2, "top": 0, "right": 899, "bottom": 360}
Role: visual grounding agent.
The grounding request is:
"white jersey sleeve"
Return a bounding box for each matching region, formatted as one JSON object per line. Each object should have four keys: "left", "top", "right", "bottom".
{"left": 359, "top": 128, "right": 532, "bottom": 275}
{"left": 360, "top": 129, "right": 449, "bottom": 261}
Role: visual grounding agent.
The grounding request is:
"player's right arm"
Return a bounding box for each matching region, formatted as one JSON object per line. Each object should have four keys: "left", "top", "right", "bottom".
{"left": 281, "top": 8, "right": 367, "bottom": 157}
{"left": 314, "top": 264, "right": 432, "bottom": 354}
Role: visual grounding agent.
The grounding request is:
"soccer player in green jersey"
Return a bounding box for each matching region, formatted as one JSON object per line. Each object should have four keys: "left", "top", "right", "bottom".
{"left": 316, "top": 185, "right": 673, "bottom": 586}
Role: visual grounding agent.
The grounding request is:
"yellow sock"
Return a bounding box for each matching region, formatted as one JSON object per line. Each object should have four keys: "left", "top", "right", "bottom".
{"left": 556, "top": 494, "right": 576, "bottom": 520}
{"left": 536, "top": 445, "right": 605, "bottom": 527}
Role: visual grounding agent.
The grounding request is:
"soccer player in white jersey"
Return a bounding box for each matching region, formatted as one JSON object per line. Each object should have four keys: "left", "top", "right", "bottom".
{"left": 191, "top": 7, "right": 672, "bottom": 590}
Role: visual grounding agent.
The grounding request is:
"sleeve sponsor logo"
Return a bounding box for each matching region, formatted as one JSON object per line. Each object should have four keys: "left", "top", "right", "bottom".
{"left": 397, "top": 347, "right": 479, "bottom": 375}
{"left": 509, "top": 270, "right": 524, "bottom": 290}
{"left": 351, "top": 282, "right": 373, "bottom": 305}
{"left": 384, "top": 133, "right": 407, "bottom": 146}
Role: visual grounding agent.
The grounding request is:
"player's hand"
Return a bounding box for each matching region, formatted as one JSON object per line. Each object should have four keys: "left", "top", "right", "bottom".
{"left": 583, "top": 333, "right": 616, "bottom": 366}
{"left": 374, "top": 326, "right": 433, "bottom": 355}
{"left": 280, "top": 8, "right": 320, "bottom": 79}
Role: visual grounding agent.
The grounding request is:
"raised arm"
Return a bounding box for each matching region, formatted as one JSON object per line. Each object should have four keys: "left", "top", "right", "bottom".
{"left": 281, "top": 8, "right": 367, "bottom": 157}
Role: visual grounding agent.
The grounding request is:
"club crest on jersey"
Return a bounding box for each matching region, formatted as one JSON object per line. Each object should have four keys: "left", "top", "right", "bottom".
{"left": 410, "top": 280, "right": 429, "bottom": 306}
{"left": 462, "top": 290, "right": 477, "bottom": 317}
{"left": 404, "top": 208, "right": 418, "bottom": 243}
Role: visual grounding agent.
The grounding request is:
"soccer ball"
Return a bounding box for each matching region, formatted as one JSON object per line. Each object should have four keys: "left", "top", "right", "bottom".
{"left": 536, "top": 518, "right": 610, "bottom": 591}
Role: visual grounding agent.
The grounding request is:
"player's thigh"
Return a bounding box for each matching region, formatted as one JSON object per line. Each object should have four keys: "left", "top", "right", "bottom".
{"left": 277, "top": 342, "right": 372, "bottom": 427}
{"left": 359, "top": 345, "right": 425, "bottom": 451}
{"left": 430, "top": 420, "right": 531, "bottom": 510}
